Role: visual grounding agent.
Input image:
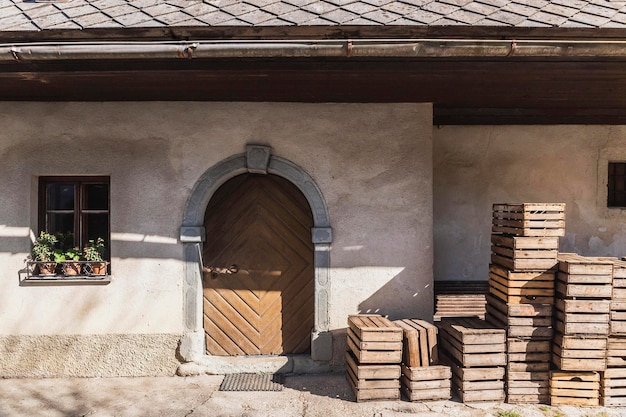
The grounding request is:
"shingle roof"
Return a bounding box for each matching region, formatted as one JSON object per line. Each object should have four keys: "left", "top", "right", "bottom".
{"left": 2, "top": 0, "right": 626, "bottom": 31}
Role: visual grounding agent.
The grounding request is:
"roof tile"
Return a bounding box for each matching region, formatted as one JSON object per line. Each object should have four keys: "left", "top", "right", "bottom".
{"left": 4, "top": 0, "right": 626, "bottom": 31}
{"left": 114, "top": 12, "right": 154, "bottom": 27}
{"left": 405, "top": 9, "right": 445, "bottom": 23}
{"left": 342, "top": 2, "right": 379, "bottom": 15}
{"left": 570, "top": 11, "right": 611, "bottom": 27}
{"left": 300, "top": 2, "right": 337, "bottom": 15}
{"left": 320, "top": 8, "right": 361, "bottom": 23}
{"left": 362, "top": 8, "right": 402, "bottom": 23}
{"left": 72, "top": 12, "right": 112, "bottom": 28}
{"left": 422, "top": 2, "right": 460, "bottom": 16}
{"left": 238, "top": 9, "right": 279, "bottom": 23}
{"left": 542, "top": 3, "right": 579, "bottom": 18}
{"left": 276, "top": 8, "right": 320, "bottom": 23}
{"left": 463, "top": 2, "right": 500, "bottom": 16}
{"left": 581, "top": 4, "right": 619, "bottom": 19}
{"left": 447, "top": 9, "right": 485, "bottom": 24}
{"left": 262, "top": 2, "right": 300, "bottom": 15}
{"left": 102, "top": 5, "right": 142, "bottom": 18}
{"left": 487, "top": 10, "right": 525, "bottom": 25}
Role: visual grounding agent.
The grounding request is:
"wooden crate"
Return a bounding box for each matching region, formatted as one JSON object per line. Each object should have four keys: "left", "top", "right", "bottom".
{"left": 439, "top": 317, "right": 506, "bottom": 367}
{"left": 488, "top": 267, "right": 554, "bottom": 304}
{"left": 433, "top": 281, "right": 487, "bottom": 321}
{"left": 507, "top": 339, "right": 550, "bottom": 364}
{"left": 552, "top": 333, "right": 607, "bottom": 371}
{"left": 439, "top": 350, "right": 505, "bottom": 403}
{"left": 507, "top": 339, "right": 551, "bottom": 376}
{"left": 490, "top": 235, "right": 558, "bottom": 271}
{"left": 607, "top": 336, "right": 626, "bottom": 368}
{"left": 487, "top": 312, "right": 552, "bottom": 339}
{"left": 611, "top": 301, "right": 626, "bottom": 336}
{"left": 555, "top": 299, "right": 610, "bottom": 336}
{"left": 486, "top": 297, "right": 553, "bottom": 339}
{"left": 345, "top": 351, "right": 400, "bottom": 402}
{"left": 601, "top": 368, "right": 626, "bottom": 406}
{"left": 506, "top": 369, "right": 550, "bottom": 404}
{"left": 550, "top": 371, "right": 600, "bottom": 406}
{"left": 401, "top": 365, "right": 451, "bottom": 401}
{"left": 492, "top": 203, "right": 565, "bottom": 237}
{"left": 347, "top": 314, "right": 402, "bottom": 364}
{"left": 393, "top": 319, "right": 438, "bottom": 367}
{"left": 558, "top": 253, "right": 614, "bottom": 275}
{"left": 487, "top": 293, "right": 552, "bottom": 318}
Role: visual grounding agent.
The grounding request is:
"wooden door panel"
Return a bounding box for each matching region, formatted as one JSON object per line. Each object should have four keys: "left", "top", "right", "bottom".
{"left": 202, "top": 174, "right": 314, "bottom": 356}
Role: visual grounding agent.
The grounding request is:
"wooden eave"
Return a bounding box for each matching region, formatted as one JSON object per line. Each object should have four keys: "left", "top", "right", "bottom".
{"left": 3, "top": 26, "right": 626, "bottom": 124}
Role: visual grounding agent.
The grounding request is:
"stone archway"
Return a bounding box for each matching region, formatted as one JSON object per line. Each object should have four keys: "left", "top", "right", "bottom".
{"left": 178, "top": 145, "right": 332, "bottom": 371}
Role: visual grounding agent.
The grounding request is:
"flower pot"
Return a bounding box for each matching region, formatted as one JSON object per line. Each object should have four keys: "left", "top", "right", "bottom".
{"left": 37, "top": 262, "right": 57, "bottom": 276}
{"left": 88, "top": 262, "right": 107, "bottom": 276}
{"left": 63, "top": 262, "right": 82, "bottom": 276}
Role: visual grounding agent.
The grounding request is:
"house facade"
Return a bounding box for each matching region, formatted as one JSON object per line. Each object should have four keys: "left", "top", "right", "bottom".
{"left": 2, "top": 0, "right": 626, "bottom": 377}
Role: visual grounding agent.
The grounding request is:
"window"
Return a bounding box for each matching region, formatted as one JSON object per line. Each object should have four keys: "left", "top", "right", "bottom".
{"left": 39, "top": 176, "right": 110, "bottom": 260}
{"left": 608, "top": 163, "right": 626, "bottom": 208}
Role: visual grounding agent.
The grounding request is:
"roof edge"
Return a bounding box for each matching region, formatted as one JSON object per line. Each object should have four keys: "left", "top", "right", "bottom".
{"left": 4, "top": 25, "right": 626, "bottom": 43}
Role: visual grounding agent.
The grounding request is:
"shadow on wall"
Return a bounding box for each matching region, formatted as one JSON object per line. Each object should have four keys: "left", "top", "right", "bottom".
{"left": 357, "top": 269, "right": 434, "bottom": 322}
{"left": 326, "top": 270, "right": 435, "bottom": 368}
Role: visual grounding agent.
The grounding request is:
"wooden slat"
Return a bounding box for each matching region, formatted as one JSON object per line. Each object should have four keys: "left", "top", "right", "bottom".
{"left": 440, "top": 317, "right": 506, "bottom": 345}
{"left": 393, "top": 319, "right": 438, "bottom": 367}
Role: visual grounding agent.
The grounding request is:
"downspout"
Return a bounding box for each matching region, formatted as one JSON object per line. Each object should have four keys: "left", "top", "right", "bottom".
{"left": 5, "top": 39, "right": 626, "bottom": 61}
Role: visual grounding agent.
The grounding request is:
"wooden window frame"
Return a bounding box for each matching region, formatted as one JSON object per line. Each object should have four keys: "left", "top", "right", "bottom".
{"left": 38, "top": 176, "right": 110, "bottom": 260}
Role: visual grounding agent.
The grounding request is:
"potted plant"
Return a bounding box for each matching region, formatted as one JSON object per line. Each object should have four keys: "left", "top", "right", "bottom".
{"left": 62, "top": 247, "right": 82, "bottom": 276}
{"left": 31, "top": 231, "right": 58, "bottom": 276}
{"left": 83, "top": 238, "right": 107, "bottom": 275}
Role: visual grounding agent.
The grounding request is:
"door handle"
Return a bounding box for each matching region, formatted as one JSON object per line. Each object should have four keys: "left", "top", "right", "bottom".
{"left": 203, "top": 264, "right": 239, "bottom": 279}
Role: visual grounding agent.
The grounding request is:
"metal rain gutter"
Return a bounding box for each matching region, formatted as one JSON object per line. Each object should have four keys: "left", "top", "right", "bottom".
{"left": 5, "top": 39, "right": 626, "bottom": 61}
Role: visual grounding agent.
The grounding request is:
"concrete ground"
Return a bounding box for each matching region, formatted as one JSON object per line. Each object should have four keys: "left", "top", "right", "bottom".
{"left": 1, "top": 373, "right": 625, "bottom": 417}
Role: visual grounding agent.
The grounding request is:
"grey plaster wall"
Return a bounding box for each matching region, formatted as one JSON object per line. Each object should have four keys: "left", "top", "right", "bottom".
{"left": 0, "top": 102, "right": 433, "bottom": 375}
{"left": 434, "top": 125, "right": 626, "bottom": 282}
{"left": 0, "top": 334, "right": 180, "bottom": 377}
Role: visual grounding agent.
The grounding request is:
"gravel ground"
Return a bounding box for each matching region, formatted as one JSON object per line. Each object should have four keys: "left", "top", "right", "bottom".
{"left": 1, "top": 373, "right": 625, "bottom": 417}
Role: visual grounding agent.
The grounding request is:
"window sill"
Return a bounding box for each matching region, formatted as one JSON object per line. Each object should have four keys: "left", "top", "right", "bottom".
{"left": 21, "top": 276, "right": 111, "bottom": 286}
{"left": 24, "top": 261, "right": 111, "bottom": 285}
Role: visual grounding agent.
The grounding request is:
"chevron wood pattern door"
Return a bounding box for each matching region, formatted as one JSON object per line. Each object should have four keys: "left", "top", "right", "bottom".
{"left": 202, "top": 174, "right": 314, "bottom": 356}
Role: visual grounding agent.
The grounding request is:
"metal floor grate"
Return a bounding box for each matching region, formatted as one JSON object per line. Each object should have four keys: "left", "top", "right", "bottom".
{"left": 219, "top": 373, "right": 284, "bottom": 392}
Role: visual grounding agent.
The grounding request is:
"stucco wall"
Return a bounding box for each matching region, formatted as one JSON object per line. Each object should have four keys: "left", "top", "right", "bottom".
{"left": 434, "top": 125, "right": 626, "bottom": 282}
{"left": 0, "top": 102, "right": 433, "bottom": 376}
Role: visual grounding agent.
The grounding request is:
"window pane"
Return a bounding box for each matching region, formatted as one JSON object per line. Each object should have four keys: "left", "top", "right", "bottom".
{"left": 84, "top": 213, "right": 109, "bottom": 242}
{"left": 48, "top": 213, "right": 74, "bottom": 243}
{"left": 47, "top": 183, "right": 74, "bottom": 210}
{"left": 84, "top": 184, "right": 109, "bottom": 210}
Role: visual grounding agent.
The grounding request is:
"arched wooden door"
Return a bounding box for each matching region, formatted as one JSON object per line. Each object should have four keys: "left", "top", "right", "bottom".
{"left": 202, "top": 174, "right": 314, "bottom": 355}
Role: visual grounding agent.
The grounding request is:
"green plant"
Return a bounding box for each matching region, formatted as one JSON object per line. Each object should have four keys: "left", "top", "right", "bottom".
{"left": 31, "top": 231, "right": 58, "bottom": 262}
{"left": 64, "top": 247, "right": 82, "bottom": 261}
{"left": 53, "top": 249, "right": 66, "bottom": 262}
{"left": 83, "top": 238, "right": 105, "bottom": 261}
{"left": 497, "top": 411, "right": 521, "bottom": 417}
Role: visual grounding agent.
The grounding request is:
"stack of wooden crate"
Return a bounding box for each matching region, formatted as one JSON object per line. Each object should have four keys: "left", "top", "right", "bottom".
{"left": 487, "top": 202, "right": 564, "bottom": 404}
{"left": 603, "top": 258, "right": 626, "bottom": 406}
{"left": 345, "top": 314, "right": 403, "bottom": 402}
{"left": 438, "top": 317, "right": 506, "bottom": 403}
{"left": 550, "top": 253, "right": 613, "bottom": 406}
{"left": 394, "top": 319, "right": 451, "bottom": 401}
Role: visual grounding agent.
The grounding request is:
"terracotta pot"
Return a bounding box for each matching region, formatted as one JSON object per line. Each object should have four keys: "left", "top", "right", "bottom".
{"left": 37, "top": 262, "right": 57, "bottom": 276}
{"left": 63, "top": 262, "right": 82, "bottom": 276}
{"left": 89, "top": 262, "right": 107, "bottom": 276}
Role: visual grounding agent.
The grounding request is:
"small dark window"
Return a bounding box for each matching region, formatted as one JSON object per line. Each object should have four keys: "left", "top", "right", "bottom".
{"left": 608, "top": 162, "right": 626, "bottom": 207}
{"left": 39, "top": 176, "right": 110, "bottom": 259}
